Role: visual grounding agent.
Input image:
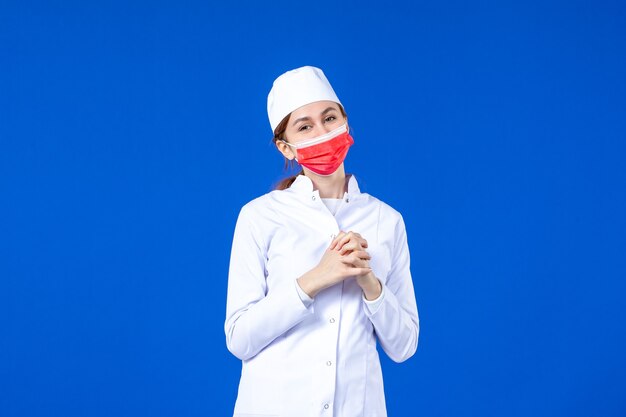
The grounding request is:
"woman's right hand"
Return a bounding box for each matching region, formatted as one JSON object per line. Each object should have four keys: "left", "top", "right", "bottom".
{"left": 297, "top": 238, "right": 372, "bottom": 298}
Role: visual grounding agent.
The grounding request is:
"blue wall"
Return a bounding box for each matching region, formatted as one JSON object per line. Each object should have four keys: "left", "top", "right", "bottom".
{"left": 1, "top": 1, "right": 625, "bottom": 416}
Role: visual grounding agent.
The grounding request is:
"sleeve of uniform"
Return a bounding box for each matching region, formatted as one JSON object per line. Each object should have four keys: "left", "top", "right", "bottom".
{"left": 364, "top": 213, "right": 420, "bottom": 363}
{"left": 224, "top": 204, "right": 315, "bottom": 361}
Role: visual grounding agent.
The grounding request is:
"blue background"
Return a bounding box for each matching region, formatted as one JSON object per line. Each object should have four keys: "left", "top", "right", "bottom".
{"left": 1, "top": 1, "right": 625, "bottom": 416}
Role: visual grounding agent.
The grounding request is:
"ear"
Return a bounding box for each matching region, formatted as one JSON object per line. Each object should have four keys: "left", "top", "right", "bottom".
{"left": 275, "top": 140, "right": 296, "bottom": 160}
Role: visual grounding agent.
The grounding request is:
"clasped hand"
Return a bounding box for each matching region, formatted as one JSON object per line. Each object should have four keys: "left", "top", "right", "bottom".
{"left": 297, "top": 231, "right": 382, "bottom": 300}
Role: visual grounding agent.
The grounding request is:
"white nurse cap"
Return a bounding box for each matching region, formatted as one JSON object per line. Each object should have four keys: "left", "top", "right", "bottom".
{"left": 267, "top": 66, "right": 342, "bottom": 133}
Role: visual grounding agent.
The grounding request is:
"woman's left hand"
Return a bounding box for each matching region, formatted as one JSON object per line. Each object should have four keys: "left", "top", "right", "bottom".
{"left": 331, "top": 231, "right": 382, "bottom": 300}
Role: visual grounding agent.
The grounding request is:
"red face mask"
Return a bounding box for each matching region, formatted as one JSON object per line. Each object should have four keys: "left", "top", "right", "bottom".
{"left": 283, "top": 124, "right": 354, "bottom": 176}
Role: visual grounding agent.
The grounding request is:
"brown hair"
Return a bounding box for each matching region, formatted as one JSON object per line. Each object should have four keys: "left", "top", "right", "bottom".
{"left": 271, "top": 104, "right": 348, "bottom": 190}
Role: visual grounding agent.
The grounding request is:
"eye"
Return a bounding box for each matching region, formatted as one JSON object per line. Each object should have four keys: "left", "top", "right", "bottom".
{"left": 298, "top": 124, "right": 312, "bottom": 132}
{"left": 325, "top": 115, "right": 337, "bottom": 123}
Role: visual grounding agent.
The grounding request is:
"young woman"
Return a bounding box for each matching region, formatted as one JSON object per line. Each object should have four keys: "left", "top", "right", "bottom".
{"left": 225, "top": 66, "right": 419, "bottom": 417}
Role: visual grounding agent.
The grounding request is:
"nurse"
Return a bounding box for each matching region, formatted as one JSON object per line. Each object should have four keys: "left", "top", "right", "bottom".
{"left": 225, "top": 66, "right": 419, "bottom": 417}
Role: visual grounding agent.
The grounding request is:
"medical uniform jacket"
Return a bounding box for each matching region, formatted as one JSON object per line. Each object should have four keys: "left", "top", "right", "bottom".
{"left": 225, "top": 174, "right": 419, "bottom": 417}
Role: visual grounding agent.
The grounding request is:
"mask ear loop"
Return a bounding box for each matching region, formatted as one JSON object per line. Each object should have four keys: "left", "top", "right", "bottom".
{"left": 280, "top": 139, "right": 299, "bottom": 162}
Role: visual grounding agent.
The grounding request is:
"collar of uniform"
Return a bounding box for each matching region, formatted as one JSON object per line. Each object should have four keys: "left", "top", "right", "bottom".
{"left": 289, "top": 173, "right": 361, "bottom": 201}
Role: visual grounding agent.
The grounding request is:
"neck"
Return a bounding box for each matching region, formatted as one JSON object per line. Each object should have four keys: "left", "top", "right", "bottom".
{"left": 305, "top": 166, "right": 349, "bottom": 199}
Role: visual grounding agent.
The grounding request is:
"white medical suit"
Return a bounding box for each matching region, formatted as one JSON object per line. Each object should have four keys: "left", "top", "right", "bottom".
{"left": 225, "top": 174, "right": 419, "bottom": 417}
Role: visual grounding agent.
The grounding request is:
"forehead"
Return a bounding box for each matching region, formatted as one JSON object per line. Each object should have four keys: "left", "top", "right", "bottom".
{"left": 289, "top": 100, "right": 341, "bottom": 120}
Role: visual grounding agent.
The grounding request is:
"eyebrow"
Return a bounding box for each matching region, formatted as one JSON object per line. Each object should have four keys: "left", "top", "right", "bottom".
{"left": 291, "top": 107, "right": 338, "bottom": 127}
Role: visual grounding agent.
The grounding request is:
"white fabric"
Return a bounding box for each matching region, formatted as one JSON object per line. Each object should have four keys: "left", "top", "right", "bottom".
{"left": 362, "top": 280, "right": 386, "bottom": 312}
{"left": 225, "top": 174, "right": 419, "bottom": 417}
{"left": 267, "top": 66, "right": 342, "bottom": 132}
{"left": 294, "top": 279, "right": 314, "bottom": 308}
{"left": 320, "top": 197, "right": 343, "bottom": 216}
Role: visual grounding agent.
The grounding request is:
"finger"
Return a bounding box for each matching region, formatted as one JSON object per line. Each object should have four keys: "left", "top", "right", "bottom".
{"left": 329, "top": 231, "right": 347, "bottom": 250}
{"left": 342, "top": 248, "right": 370, "bottom": 258}
{"left": 349, "top": 232, "right": 367, "bottom": 246}
{"left": 336, "top": 231, "right": 362, "bottom": 252}
{"left": 347, "top": 266, "right": 373, "bottom": 276}
{"left": 352, "top": 253, "right": 372, "bottom": 267}
{"left": 342, "top": 252, "right": 371, "bottom": 266}
{"left": 343, "top": 240, "right": 370, "bottom": 255}
{"left": 340, "top": 255, "right": 361, "bottom": 267}
{"left": 342, "top": 248, "right": 371, "bottom": 260}
{"left": 339, "top": 241, "right": 360, "bottom": 255}
{"left": 345, "top": 232, "right": 368, "bottom": 250}
{"left": 350, "top": 257, "right": 370, "bottom": 268}
{"left": 334, "top": 233, "right": 353, "bottom": 252}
